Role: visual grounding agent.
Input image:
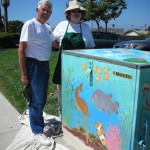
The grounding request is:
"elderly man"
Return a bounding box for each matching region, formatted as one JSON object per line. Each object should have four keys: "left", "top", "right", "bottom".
{"left": 18, "top": 0, "right": 56, "bottom": 146}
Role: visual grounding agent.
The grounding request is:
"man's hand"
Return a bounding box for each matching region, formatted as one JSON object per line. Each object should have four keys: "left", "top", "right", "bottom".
{"left": 21, "top": 74, "right": 29, "bottom": 87}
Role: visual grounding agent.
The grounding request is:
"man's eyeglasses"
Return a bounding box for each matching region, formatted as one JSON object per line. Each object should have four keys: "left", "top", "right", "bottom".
{"left": 71, "top": 9, "right": 82, "bottom": 13}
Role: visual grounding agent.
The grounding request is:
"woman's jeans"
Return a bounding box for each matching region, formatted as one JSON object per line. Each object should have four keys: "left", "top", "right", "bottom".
{"left": 26, "top": 58, "right": 49, "bottom": 134}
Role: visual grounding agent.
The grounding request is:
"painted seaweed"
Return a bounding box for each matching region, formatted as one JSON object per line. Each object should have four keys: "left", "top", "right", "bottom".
{"left": 62, "top": 67, "right": 74, "bottom": 125}
{"left": 120, "top": 110, "right": 132, "bottom": 150}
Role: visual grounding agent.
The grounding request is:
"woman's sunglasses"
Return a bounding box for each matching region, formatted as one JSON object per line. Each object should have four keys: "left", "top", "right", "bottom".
{"left": 71, "top": 10, "right": 82, "bottom": 13}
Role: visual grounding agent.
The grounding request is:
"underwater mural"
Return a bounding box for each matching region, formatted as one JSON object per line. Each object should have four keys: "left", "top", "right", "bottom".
{"left": 62, "top": 49, "right": 150, "bottom": 150}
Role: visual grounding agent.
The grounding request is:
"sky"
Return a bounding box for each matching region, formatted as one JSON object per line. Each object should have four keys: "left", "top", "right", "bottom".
{"left": 1, "top": 0, "right": 150, "bottom": 32}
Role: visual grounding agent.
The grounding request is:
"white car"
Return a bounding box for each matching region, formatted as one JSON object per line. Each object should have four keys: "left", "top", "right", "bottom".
{"left": 113, "top": 39, "right": 150, "bottom": 51}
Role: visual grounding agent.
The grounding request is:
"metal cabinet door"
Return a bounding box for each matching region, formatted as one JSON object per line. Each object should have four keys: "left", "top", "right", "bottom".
{"left": 62, "top": 53, "right": 138, "bottom": 150}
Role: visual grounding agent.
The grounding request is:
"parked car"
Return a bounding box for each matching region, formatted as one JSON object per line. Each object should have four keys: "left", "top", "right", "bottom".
{"left": 92, "top": 31, "right": 128, "bottom": 48}
{"left": 113, "top": 39, "right": 150, "bottom": 51}
{"left": 145, "top": 37, "right": 150, "bottom": 40}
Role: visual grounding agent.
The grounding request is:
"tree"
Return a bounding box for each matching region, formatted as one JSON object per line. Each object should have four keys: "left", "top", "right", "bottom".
{"left": 7, "top": 20, "right": 24, "bottom": 33}
{"left": 99, "top": 0, "right": 127, "bottom": 31}
{"left": 112, "top": 23, "right": 115, "bottom": 29}
{"left": 78, "top": 0, "right": 102, "bottom": 31}
{"left": 78, "top": 0, "right": 127, "bottom": 31}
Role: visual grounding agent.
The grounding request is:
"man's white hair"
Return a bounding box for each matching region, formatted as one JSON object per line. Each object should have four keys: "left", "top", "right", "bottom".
{"left": 37, "top": 0, "right": 52, "bottom": 8}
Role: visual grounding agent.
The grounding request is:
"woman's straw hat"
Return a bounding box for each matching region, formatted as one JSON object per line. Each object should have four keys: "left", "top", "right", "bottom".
{"left": 65, "top": 0, "right": 88, "bottom": 13}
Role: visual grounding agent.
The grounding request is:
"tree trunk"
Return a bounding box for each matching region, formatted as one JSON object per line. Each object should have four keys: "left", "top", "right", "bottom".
{"left": 105, "top": 22, "right": 108, "bottom": 32}
{"left": 95, "top": 20, "right": 100, "bottom": 32}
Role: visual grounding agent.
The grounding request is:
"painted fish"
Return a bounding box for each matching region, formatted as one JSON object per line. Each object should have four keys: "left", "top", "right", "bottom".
{"left": 75, "top": 84, "right": 89, "bottom": 115}
{"left": 91, "top": 90, "right": 119, "bottom": 115}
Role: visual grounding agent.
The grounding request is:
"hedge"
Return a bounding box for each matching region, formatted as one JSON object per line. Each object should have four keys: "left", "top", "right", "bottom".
{"left": 0, "top": 32, "right": 20, "bottom": 48}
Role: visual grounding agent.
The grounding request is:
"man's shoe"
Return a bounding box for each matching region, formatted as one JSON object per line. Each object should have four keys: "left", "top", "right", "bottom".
{"left": 34, "top": 133, "right": 54, "bottom": 146}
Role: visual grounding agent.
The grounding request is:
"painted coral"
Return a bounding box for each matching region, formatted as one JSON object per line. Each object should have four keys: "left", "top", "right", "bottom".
{"left": 105, "top": 125, "right": 122, "bottom": 150}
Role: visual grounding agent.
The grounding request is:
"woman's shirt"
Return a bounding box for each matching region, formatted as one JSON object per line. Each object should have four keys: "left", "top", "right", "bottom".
{"left": 53, "top": 20, "right": 95, "bottom": 48}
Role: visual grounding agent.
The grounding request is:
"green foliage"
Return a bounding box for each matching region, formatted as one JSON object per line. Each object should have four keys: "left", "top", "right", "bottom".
{"left": 0, "top": 20, "right": 22, "bottom": 48}
{"left": 147, "top": 26, "right": 150, "bottom": 31}
{"left": 0, "top": 32, "right": 20, "bottom": 48}
{"left": 139, "top": 32, "right": 150, "bottom": 38}
{"left": 0, "top": 49, "right": 58, "bottom": 115}
{"left": 78, "top": 0, "right": 127, "bottom": 31}
{"left": 0, "top": 21, "right": 4, "bottom": 32}
{"left": 7, "top": 20, "right": 24, "bottom": 33}
{"left": 148, "top": 31, "right": 150, "bottom": 37}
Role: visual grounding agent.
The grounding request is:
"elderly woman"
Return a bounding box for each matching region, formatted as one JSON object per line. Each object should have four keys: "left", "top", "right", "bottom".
{"left": 52, "top": 0, "right": 95, "bottom": 119}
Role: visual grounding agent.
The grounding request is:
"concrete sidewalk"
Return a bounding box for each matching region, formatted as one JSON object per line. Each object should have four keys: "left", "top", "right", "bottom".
{"left": 0, "top": 92, "right": 22, "bottom": 150}
{"left": 0, "top": 92, "right": 76, "bottom": 150}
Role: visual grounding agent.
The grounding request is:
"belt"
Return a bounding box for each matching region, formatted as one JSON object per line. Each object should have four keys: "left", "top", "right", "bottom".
{"left": 26, "top": 57, "right": 48, "bottom": 62}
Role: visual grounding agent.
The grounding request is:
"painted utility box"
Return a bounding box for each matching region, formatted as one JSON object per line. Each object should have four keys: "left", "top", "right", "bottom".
{"left": 61, "top": 49, "right": 150, "bottom": 150}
